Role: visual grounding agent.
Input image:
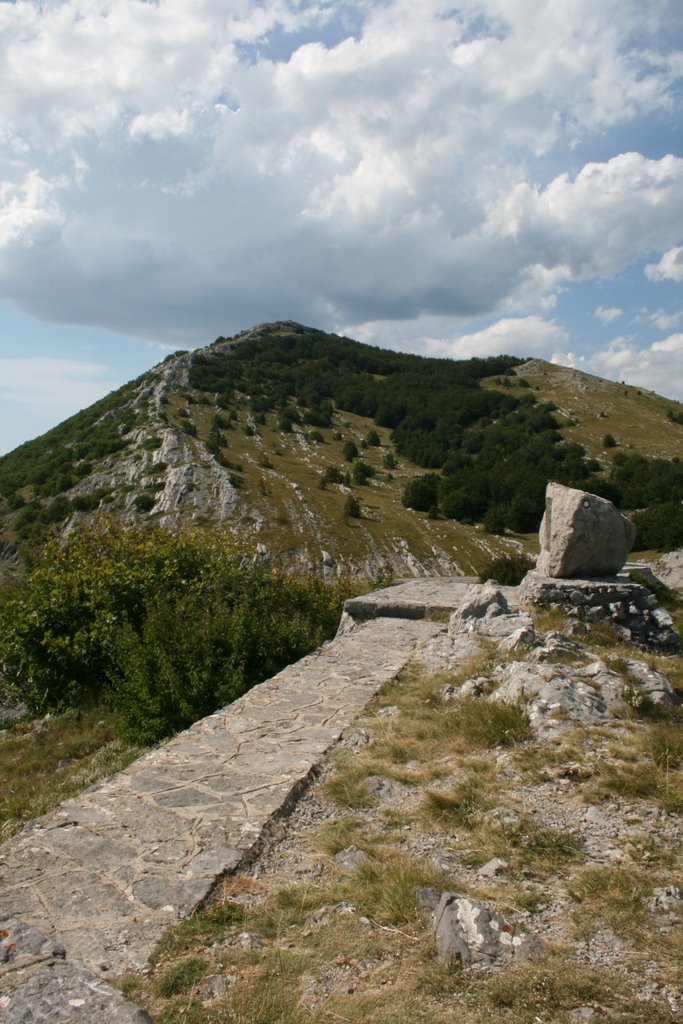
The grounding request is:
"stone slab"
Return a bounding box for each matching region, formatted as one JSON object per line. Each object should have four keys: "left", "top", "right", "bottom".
{"left": 342, "top": 577, "right": 477, "bottom": 623}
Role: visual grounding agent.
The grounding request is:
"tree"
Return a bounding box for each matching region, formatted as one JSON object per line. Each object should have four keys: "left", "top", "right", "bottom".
{"left": 351, "top": 461, "right": 375, "bottom": 485}
{"left": 343, "top": 495, "right": 361, "bottom": 518}
{"left": 402, "top": 473, "right": 440, "bottom": 512}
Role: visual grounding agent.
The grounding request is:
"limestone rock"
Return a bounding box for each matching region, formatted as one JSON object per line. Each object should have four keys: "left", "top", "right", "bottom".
{"left": 431, "top": 893, "right": 540, "bottom": 967}
{"left": 334, "top": 846, "right": 371, "bottom": 874}
{"left": 366, "top": 775, "right": 407, "bottom": 801}
{"left": 448, "top": 583, "right": 533, "bottom": 642}
{"left": 490, "top": 659, "right": 624, "bottom": 737}
{"left": 450, "top": 583, "right": 509, "bottom": 627}
{"left": 653, "top": 550, "right": 683, "bottom": 591}
{"left": 536, "top": 483, "right": 635, "bottom": 578}
{"left": 624, "top": 661, "right": 676, "bottom": 705}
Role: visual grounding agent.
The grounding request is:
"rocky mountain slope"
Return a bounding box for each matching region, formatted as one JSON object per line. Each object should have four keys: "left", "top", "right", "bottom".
{"left": 1, "top": 321, "right": 681, "bottom": 579}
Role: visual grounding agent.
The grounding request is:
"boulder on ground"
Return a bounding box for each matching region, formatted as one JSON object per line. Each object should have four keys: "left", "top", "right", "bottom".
{"left": 536, "top": 483, "right": 635, "bottom": 579}
{"left": 429, "top": 893, "right": 540, "bottom": 967}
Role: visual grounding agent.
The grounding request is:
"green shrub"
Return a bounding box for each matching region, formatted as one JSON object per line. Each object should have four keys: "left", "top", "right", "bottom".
{"left": 133, "top": 493, "right": 156, "bottom": 513}
{"left": 343, "top": 440, "right": 359, "bottom": 462}
{"left": 343, "top": 495, "right": 361, "bottom": 519}
{"left": 478, "top": 551, "right": 535, "bottom": 585}
{"left": 0, "top": 524, "right": 349, "bottom": 743}
{"left": 351, "top": 460, "right": 375, "bottom": 485}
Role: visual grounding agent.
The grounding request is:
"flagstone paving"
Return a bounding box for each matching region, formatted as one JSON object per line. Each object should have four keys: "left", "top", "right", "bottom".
{"left": 0, "top": 579, "right": 473, "bottom": 1022}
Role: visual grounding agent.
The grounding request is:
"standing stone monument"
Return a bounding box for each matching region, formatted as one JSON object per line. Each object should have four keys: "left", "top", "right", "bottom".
{"left": 520, "top": 482, "right": 679, "bottom": 653}
{"left": 536, "top": 482, "right": 635, "bottom": 578}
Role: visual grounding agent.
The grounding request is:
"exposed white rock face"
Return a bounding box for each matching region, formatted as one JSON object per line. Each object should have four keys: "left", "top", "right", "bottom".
{"left": 537, "top": 483, "right": 635, "bottom": 578}
{"left": 654, "top": 550, "right": 683, "bottom": 591}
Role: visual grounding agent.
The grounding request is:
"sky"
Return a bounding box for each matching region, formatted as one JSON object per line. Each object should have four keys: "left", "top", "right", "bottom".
{"left": 0, "top": 0, "right": 682, "bottom": 456}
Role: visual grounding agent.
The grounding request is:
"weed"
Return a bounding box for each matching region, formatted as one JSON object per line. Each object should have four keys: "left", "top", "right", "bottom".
{"left": 424, "top": 778, "right": 490, "bottom": 827}
{"left": 151, "top": 902, "right": 246, "bottom": 963}
{"left": 323, "top": 762, "right": 372, "bottom": 809}
{"left": 155, "top": 956, "right": 208, "bottom": 997}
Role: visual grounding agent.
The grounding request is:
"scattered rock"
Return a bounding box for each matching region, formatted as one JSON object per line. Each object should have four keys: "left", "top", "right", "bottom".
{"left": 527, "top": 631, "right": 586, "bottom": 662}
{"left": 479, "top": 858, "right": 509, "bottom": 879}
{"left": 490, "top": 659, "right": 624, "bottom": 737}
{"left": 430, "top": 893, "right": 541, "bottom": 967}
{"left": 624, "top": 661, "right": 676, "bottom": 705}
{"left": 342, "top": 728, "right": 371, "bottom": 750}
{"left": 450, "top": 583, "right": 509, "bottom": 624}
{"left": 536, "top": 483, "right": 635, "bottom": 578}
{"left": 376, "top": 705, "right": 400, "bottom": 719}
{"left": 197, "top": 973, "right": 239, "bottom": 1001}
{"left": 366, "top": 775, "right": 408, "bottom": 801}
{"left": 333, "top": 846, "right": 372, "bottom": 874}
{"left": 499, "top": 624, "right": 537, "bottom": 651}
{"left": 649, "top": 886, "right": 682, "bottom": 913}
{"left": 233, "top": 932, "right": 261, "bottom": 951}
{"left": 441, "top": 677, "right": 489, "bottom": 701}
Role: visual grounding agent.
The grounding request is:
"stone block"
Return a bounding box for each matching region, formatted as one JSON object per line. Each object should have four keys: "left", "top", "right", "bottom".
{"left": 536, "top": 483, "right": 635, "bottom": 578}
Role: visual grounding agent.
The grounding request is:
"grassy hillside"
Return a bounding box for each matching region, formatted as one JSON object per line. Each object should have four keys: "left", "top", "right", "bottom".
{"left": 0, "top": 324, "right": 681, "bottom": 575}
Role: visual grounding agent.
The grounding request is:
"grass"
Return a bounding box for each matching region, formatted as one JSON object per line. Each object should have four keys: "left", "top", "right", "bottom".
{"left": 0, "top": 706, "right": 145, "bottom": 842}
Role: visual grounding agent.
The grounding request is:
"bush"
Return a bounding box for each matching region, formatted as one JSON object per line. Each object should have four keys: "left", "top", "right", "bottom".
{"left": 478, "top": 551, "right": 535, "bottom": 585}
{"left": 603, "top": 433, "right": 617, "bottom": 448}
{"left": 343, "top": 440, "right": 359, "bottom": 462}
{"left": 0, "top": 524, "right": 349, "bottom": 743}
{"left": 351, "top": 460, "right": 375, "bottom": 485}
{"left": 133, "top": 493, "right": 156, "bottom": 513}
{"left": 343, "top": 495, "right": 361, "bottom": 519}
{"left": 633, "top": 502, "right": 683, "bottom": 551}
{"left": 402, "top": 473, "right": 439, "bottom": 512}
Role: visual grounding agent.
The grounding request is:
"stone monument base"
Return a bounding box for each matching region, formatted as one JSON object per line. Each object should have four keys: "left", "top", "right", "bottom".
{"left": 519, "top": 571, "right": 680, "bottom": 654}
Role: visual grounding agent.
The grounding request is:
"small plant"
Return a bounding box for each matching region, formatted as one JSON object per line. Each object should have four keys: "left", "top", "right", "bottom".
{"left": 603, "top": 432, "right": 617, "bottom": 447}
{"left": 155, "top": 956, "right": 208, "bottom": 997}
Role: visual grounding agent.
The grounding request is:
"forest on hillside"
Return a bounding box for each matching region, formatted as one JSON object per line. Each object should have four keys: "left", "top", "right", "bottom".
{"left": 0, "top": 322, "right": 682, "bottom": 551}
{"left": 192, "top": 324, "right": 683, "bottom": 547}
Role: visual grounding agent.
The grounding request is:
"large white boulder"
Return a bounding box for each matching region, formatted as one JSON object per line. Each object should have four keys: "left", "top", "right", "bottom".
{"left": 536, "top": 483, "right": 635, "bottom": 579}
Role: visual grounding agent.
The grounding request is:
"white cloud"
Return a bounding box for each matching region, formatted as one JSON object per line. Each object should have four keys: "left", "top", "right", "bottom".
{"left": 0, "top": 357, "right": 117, "bottom": 416}
{"left": 595, "top": 306, "right": 623, "bottom": 324}
{"left": 649, "top": 308, "right": 682, "bottom": 331}
{"left": 645, "top": 245, "right": 683, "bottom": 283}
{"left": 585, "top": 335, "right": 683, "bottom": 400}
{"left": 651, "top": 332, "right": 683, "bottom": 355}
{"left": 426, "top": 316, "right": 570, "bottom": 359}
{"left": 0, "top": 171, "right": 65, "bottom": 249}
{"left": 0, "top": 1, "right": 680, "bottom": 346}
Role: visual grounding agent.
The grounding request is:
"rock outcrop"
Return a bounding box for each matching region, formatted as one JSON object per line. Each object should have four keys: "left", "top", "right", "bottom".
{"left": 537, "top": 483, "right": 635, "bottom": 578}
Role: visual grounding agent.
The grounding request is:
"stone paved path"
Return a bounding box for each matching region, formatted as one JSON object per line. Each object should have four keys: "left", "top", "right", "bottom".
{"left": 0, "top": 579, "right": 474, "bottom": 1021}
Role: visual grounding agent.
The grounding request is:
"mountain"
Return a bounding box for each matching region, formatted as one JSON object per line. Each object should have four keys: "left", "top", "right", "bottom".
{"left": 0, "top": 321, "right": 682, "bottom": 578}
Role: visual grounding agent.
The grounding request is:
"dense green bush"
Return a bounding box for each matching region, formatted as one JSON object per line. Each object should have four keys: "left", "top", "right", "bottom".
{"left": 343, "top": 495, "right": 361, "bottom": 519}
{"left": 0, "top": 524, "right": 349, "bottom": 743}
{"left": 633, "top": 502, "right": 683, "bottom": 551}
{"left": 351, "top": 461, "right": 375, "bottom": 485}
{"left": 478, "top": 551, "right": 535, "bottom": 585}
